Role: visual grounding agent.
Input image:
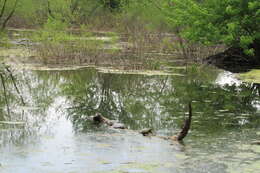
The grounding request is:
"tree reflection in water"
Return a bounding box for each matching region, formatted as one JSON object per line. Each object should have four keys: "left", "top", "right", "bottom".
{"left": 0, "top": 66, "right": 259, "bottom": 147}
{"left": 60, "top": 67, "right": 260, "bottom": 136}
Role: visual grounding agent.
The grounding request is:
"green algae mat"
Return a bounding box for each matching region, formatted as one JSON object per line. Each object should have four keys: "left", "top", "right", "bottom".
{"left": 238, "top": 69, "right": 260, "bottom": 84}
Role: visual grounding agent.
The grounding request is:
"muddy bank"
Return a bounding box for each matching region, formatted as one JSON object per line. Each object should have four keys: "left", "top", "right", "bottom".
{"left": 204, "top": 47, "right": 260, "bottom": 73}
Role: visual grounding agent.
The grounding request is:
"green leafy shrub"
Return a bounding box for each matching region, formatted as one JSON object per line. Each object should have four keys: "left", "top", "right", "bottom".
{"left": 164, "top": 0, "right": 260, "bottom": 56}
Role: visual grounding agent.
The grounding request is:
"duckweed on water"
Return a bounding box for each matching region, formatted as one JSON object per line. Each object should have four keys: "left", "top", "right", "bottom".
{"left": 227, "top": 160, "right": 260, "bottom": 173}
{"left": 0, "top": 48, "right": 33, "bottom": 58}
{"left": 0, "top": 121, "right": 25, "bottom": 125}
{"left": 93, "top": 162, "right": 163, "bottom": 173}
{"left": 96, "top": 67, "right": 185, "bottom": 76}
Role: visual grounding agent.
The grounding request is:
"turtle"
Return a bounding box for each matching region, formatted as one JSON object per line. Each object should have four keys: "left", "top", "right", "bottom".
{"left": 139, "top": 128, "right": 153, "bottom": 136}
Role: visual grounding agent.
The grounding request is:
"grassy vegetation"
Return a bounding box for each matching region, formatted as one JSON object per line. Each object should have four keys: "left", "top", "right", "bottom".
{"left": 1, "top": 0, "right": 258, "bottom": 69}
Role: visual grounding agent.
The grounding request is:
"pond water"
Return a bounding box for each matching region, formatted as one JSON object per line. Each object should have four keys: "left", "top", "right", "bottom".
{"left": 0, "top": 64, "right": 260, "bottom": 173}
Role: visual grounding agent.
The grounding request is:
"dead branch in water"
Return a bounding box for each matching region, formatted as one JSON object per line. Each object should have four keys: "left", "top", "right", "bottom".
{"left": 176, "top": 102, "right": 192, "bottom": 141}
{"left": 91, "top": 102, "right": 193, "bottom": 142}
{"left": 92, "top": 113, "right": 125, "bottom": 129}
{"left": 92, "top": 113, "right": 113, "bottom": 125}
{"left": 159, "top": 102, "right": 193, "bottom": 142}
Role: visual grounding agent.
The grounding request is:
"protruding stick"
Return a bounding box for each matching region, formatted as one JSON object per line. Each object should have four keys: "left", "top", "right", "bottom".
{"left": 177, "top": 102, "right": 192, "bottom": 141}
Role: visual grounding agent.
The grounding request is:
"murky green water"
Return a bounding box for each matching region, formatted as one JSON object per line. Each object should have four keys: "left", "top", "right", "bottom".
{"left": 0, "top": 65, "right": 260, "bottom": 173}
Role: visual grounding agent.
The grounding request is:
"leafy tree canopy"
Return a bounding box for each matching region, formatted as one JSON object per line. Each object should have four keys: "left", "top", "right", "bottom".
{"left": 165, "top": 0, "right": 260, "bottom": 56}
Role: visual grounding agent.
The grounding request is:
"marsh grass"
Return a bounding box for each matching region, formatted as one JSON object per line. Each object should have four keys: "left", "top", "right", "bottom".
{"left": 28, "top": 21, "right": 165, "bottom": 70}
{"left": 29, "top": 20, "right": 121, "bottom": 66}
{"left": 3, "top": 0, "right": 226, "bottom": 69}
{"left": 31, "top": 30, "right": 225, "bottom": 70}
{"left": 179, "top": 42, "right": 226, "bottom": 63}
{"left": 25, "top": 18, "right": 225, "bottom": 70}
{"left": 0, "top": 32, "right": 12, "bottom": 48}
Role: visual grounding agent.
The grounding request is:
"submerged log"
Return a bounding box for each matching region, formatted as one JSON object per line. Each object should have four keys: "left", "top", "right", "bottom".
{"left": 92, "top": 102, "right": 192, "bottom": 142}
{"left": 250, "top": 141, "right": 260, "bottom": 145}
{"left": 140, "top": 128, "right": 153, "bottom": 136}
{"left": 92, "top": 113, "right": 112, "bottom": 125}
{"left": 92, "top": 113, "right": 125, "bottom": 129}
{"left": 157, "top": 102, "right": 193, "bottom": 142}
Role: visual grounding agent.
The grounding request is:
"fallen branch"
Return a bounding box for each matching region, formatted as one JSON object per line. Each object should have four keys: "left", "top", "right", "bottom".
{"left": 92, "top": 113, "right": 125, "bottom": 129}
{"left": 157, "top": 102, "right": 193, "bottom": 142}
{"left": 176, "top": 102, "right": 192, "bottom": 141}
{"left": 251, "top": 141, "right": 260, "bottom": 145}
{"left": 91, "top": 102, "right": 193, "bottom": 142}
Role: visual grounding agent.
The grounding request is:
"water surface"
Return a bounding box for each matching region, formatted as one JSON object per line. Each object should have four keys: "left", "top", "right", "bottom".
{"left": 0, "top": 66, "right": 260, "bottom": 173}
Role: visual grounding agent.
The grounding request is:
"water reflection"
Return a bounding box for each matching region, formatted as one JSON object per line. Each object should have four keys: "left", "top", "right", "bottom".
{"left": 215, "top": 71, "right": 242, "bottom": 86}
{"left": 60, "top": 67, "right": 260, "bottom": 135}
{"left": 0, "top": 65, "right": 260, "bottom": 172}
{"left": 1, "top": 66, "right": 259, "bottom": 141}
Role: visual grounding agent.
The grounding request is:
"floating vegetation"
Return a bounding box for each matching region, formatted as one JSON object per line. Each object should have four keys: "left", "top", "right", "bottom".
{"left": 0, "top": 121, "right": 25, "bottom": 125}
{"left": 12, "top": 64, "right": 93, "bottom": 71}
{"left": 0, "top": 48, "right": 33, "bottom": 58}
{"left": 238, "top": 69, "right": 260, "bottom": 84}
{"left": 93, "top": 162, "right": 163, "bottom": 173}
{"left": 96, "top": 67, "right": 185, "bottom": 76}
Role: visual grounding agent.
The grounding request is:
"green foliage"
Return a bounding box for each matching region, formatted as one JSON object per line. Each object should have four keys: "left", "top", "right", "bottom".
{"left": 29, "top": 18, "right": 124, "bottom": 64}
{"left": 43, "top": 18, "right": 68, "bottom": 31}
{"left": 120, "top": 0, "right": 167, "bottom": 30}
{"left": 164, "top": 0, "right": 260, "bottom": 55}
{"left": 2, "top": 0, "right": 259, "bottom": 60}
{"left": 0, "top": 31, "right": 10, "bottom": 47}
{"left": 14, "top": 0, "right": 45, "bottom": 25}
{"left": 0, "top": 0, "right": 167, "bottom": 31}
{"left": 31, "top": 18, "right": 70, "bottom": 44}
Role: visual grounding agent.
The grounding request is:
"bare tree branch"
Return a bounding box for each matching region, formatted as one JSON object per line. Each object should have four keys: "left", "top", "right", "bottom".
{"left": 0, "top": 0, "right": 7, "bottom": 19}
{"left": 1, "top": 0, "right": 19, "bottom": 30}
